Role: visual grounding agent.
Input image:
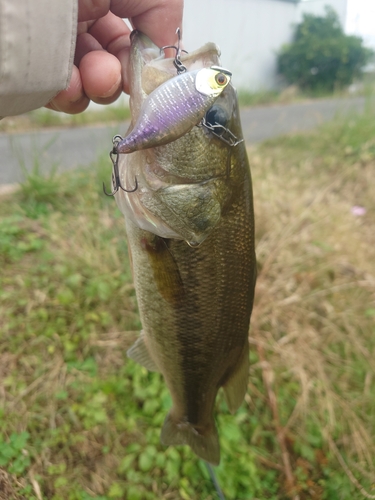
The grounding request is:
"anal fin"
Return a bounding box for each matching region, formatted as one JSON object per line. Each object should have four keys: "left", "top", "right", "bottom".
{"left": 222, "top": 342, "right": 249, "bottom": 413}
{"left": 127, "top": 332, "right": 160, "bottom": 372}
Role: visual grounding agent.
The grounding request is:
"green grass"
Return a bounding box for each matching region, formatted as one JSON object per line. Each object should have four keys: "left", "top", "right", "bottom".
{"left": 0, "top": 105, "right": 131, "bottom": 134}
{"left": 0, "top": 105, "right": 375, "bottom": 499}
{"left": 237, "top": 89, "right": 282, "bottom": 107}
{"left": 237, "top": 73, "right": 375, "bottom": 108}
{"left": 30, "top": 106, "right": 131, "bottom": 128}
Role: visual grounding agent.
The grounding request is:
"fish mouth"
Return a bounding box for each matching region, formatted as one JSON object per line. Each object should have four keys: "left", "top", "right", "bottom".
{"left": 130, "top": 31, "right": 223, "bottom": 99}
{"left": 130, "top": 30, "right": 161, "bottom": 64}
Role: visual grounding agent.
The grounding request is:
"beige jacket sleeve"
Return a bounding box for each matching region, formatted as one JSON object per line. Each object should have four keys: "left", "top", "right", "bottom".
{"left": 0, "top": 0, "right": 78, "bottom": 117}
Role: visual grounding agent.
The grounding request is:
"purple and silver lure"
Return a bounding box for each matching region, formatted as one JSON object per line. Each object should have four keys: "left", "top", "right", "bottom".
{"left": 115, "top": 66, "right": 232, "bottom": 154}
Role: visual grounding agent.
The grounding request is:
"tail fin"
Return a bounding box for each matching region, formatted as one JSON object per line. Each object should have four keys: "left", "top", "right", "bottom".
{"left": 160, "top": 412, "right": 220, "bottom": 466}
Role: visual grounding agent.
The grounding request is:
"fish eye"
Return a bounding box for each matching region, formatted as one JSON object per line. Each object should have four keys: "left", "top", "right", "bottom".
{"left": 205, "top": 105, "right": 228, "bottom": 128}
{"left": 215, "top": 73, "right": 227, "bottom": 86}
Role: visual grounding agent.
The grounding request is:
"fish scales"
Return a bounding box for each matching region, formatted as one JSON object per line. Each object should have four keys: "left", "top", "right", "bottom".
{"left": 152, "top": 126, "right": 231, "bottom": 180}
{"left": 115, "top": 32, "right": 256, "bottom": 465}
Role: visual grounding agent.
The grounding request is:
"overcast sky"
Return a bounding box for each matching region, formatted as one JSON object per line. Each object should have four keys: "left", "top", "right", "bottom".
{"left": 346, "top": 0, "right": 375, "bottom": 48}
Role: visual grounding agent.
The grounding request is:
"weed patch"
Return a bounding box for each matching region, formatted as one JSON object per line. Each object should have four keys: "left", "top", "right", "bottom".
{"left": 0, "top": 106, "right": 131, "bottom": 134}
{"left": 0, "top": 104, "right": 374, "bottom": 498}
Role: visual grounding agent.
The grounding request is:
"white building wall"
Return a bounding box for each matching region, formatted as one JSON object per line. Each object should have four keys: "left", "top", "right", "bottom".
{"left": 183, "top": 0, "right": 348, "bottom": 91}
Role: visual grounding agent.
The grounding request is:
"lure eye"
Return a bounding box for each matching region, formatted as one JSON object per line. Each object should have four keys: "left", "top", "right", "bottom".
{"left": 215, "top": 73, "right": 227, "bottom": 86}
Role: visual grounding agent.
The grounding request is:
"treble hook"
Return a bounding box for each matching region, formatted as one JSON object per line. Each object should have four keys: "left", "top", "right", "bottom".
{"left": 200, "top": 117, "right": 244, "bottom": 147}
{"left": 160, "top": 27, "right": 188, "bottom": 74}
{"left": 103, "top": 135, "right": 138, "bottom": 196}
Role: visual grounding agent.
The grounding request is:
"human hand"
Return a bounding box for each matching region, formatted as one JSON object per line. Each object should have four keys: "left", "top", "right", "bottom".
{"left": 47, "top": 0, "right": 183, "bottom": 114}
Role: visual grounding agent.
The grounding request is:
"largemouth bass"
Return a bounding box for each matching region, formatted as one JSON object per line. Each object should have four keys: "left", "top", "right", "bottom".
{"left": 115, "top": 32, "right": 256, "bottom": 465}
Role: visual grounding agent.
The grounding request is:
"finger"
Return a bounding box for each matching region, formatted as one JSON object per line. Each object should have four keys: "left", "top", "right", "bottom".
{"left": 78, "top": 0, "right": 110, "bottom": 22}
{"left": 110, "top": 0, "right": 184, "bottom": 48}
{"left": 77, "top": 19, "right": 97, "bottom": 36}
{"left": 75, "top": 32, "right": 103, "bottom": 66}
{"left": 88, "top": 11, "right": 131, "bottom": 56}
{"left": 116, "top": 46, "right": 131, "bottom": 94}
{"left": 80, "top": 50, "right": 122, "bottom": 104}
{"left": 47, "top": 65, "right": 89, "bottom": 114}
{"left": 85, "top": 12, "right": 132, "bottom": 94}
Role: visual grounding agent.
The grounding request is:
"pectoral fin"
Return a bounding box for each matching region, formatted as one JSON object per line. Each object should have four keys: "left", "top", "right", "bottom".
{"left": 127, "top": 332, "right": 160, "bottom": 372}
{"left": 142, "top": 235, "right": 185, "bottom": 307}
{"left": 222, "top": 342, "right": 249, "bottom": 413}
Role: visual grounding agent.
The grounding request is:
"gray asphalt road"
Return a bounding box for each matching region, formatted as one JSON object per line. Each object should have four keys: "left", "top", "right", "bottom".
{"left": 0, "top": 96, "right": 365, "bottom": 185}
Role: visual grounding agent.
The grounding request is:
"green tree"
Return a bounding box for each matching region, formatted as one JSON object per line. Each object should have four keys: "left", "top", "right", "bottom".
{"left": 278, "top": 7, "right": 374, "bottom": 92}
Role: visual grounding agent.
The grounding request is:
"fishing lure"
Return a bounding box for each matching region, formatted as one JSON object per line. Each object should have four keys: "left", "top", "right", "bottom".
{"left": 103, "top": 31, "right": 242, "bottom": 197}
{"left": 114, "top": 65, "right": 232, "bottom": 155}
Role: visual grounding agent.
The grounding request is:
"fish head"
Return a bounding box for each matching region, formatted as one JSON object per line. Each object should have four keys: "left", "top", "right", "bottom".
{"left": 128, "top": 31, "right": 228, "bottom": 120}
{"left": 116, "top": 32, "right": 246, "bottom": 245}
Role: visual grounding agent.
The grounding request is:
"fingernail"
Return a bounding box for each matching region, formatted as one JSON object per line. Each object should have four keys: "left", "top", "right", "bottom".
{"left": 100, "top": 75, "right": 122, "bottom": 99}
